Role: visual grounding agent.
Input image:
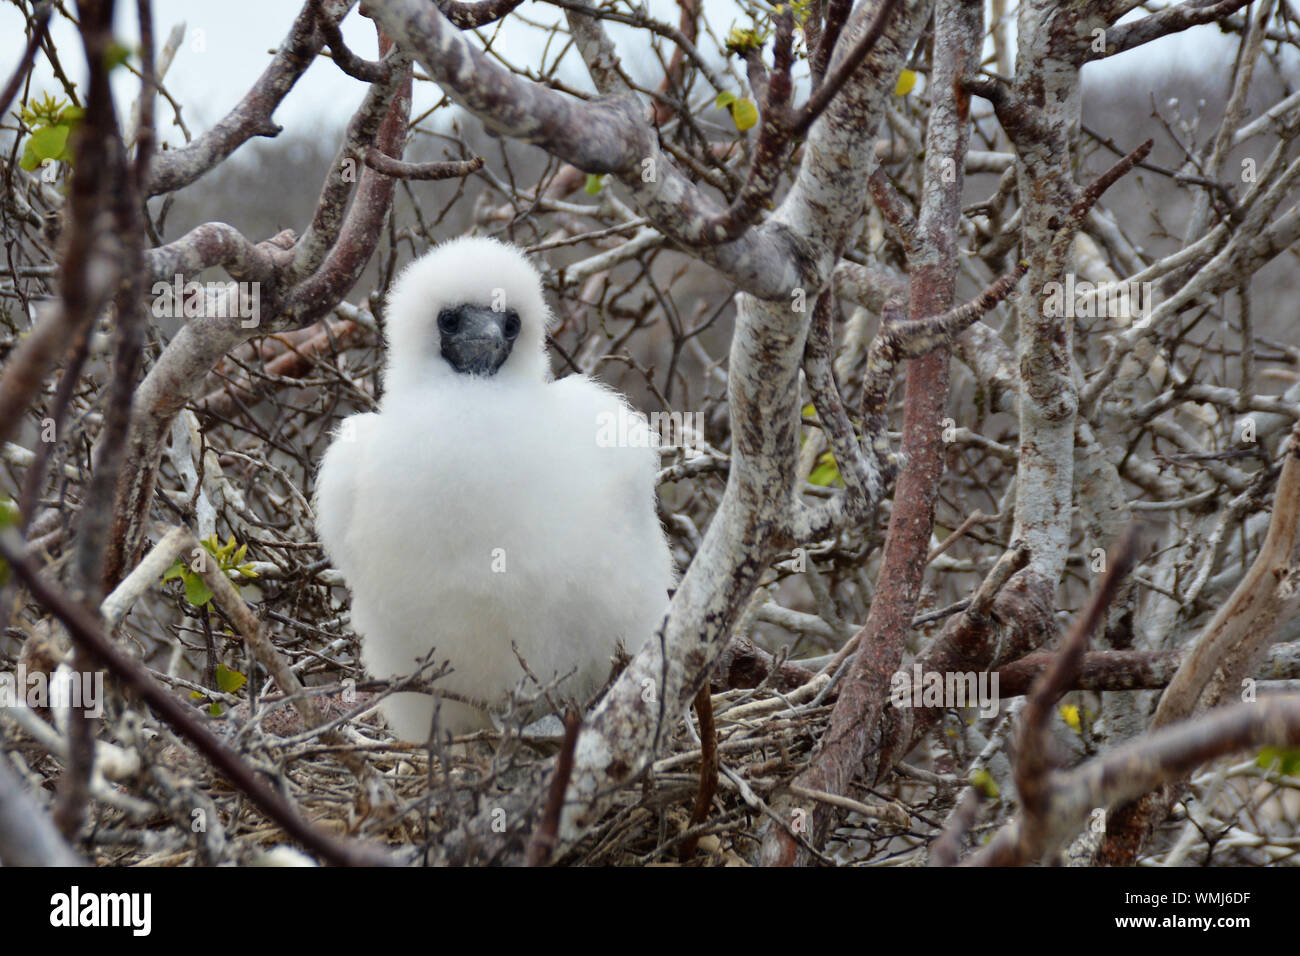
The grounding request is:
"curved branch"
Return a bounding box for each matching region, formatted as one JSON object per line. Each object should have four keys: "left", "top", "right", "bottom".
{"left": 369, "top": 0, "right": 803, "bottom": 298}
{"left": 316, "top": 3, "right": 393, "bottom": 82}
{"left": 811, "top": 0, "right": 854, "bottom": 87}
{"left": 435, "top": 0, "right": 527, "bottom": 29}
{"left": 146, "top": 0, "right": 353, "bottom": 195}
{"left": 363, "top": 147, "right": 483, "bottom": 180}
{"left": 146, "top": 222, "right": 295, "bottom": 284}
{"left": 1083, "top": 0, "right": 1254, "bottom": 63}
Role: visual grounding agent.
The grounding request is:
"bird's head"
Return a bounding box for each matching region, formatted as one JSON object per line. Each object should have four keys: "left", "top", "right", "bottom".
{"left": 382, "top": 236, "right": 554, "bottom": 392}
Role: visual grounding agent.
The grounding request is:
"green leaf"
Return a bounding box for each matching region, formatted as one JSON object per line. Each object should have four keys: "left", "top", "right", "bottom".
{"left": 1257, "top": 746, "right": 1300, "bottom": 777}
{"left": 808, "top": 451, "right": 840, "bottom": 487}
{"left": 165, "top": 533, "right": 256, "bottom": 597}
{"left": 584, "top": 173, "right": 604, "bottom": 195}
{"left": 725, "top": 26, "right": 767, "bottom": 53}
{"left": 715, "top": 90, "right": 737, "bottom": 110}
{"left": 105, "top": 41, "right": 132, "bottom": 71}
{"left": 0, "top": 501, "right": 11, "bottom": 585}
{"left": 731, "top": 98, "right": 758, "bottom": 132}
{"left": 215, "top": 663, "right": 247, "bottom": 695}
{"left": 970, "top": 768, "right": 1000, "bottom": 799}
{"left": 208, "top": 701, "right": 224, "bottom": 717}
{"left": 29, "top": 124, "right": 70, "bottom": 164}
{"left": 894, "top": 69, "right": 917, "bottom": 96}
{"left": 19, "top": 137, "right": 41, "bottom": 171}
{"left": 183, "top": 573, "right": 213, "bottom": 607}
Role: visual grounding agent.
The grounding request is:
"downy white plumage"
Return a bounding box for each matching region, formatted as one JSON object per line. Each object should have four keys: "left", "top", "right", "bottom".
{"left": 314, "top": 236, "right": 674, "bottom": 739}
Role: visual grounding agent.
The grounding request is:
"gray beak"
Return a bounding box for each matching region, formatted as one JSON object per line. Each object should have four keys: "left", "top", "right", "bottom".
{"left": 438, "top": 305, "right": 519, "bottom": 377}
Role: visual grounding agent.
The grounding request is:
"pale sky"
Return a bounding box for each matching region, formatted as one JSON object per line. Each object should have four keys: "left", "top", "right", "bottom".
{"left": 3, "top": 0, "right": 688, "bottom": 142}
{"left": 0, "top": 1, "right": 1277, "bottom": 150}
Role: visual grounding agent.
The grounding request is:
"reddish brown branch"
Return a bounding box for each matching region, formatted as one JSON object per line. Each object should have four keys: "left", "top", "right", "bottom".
{"left": 527, "top": 710, "right": 581, "bottom": 866}
{"left": 998, "top": 648, "right": 1175, "bottom": 696}
{"left": 0, "top": 0, "right": 122, "bottom": 454}
{"left": 1054, "top": 139, "right": 1154, "bottom": 263}
{"left": 811, "top": 0, "right": 853, "bottom": 86}
{"left": 765, "top": 87, "right": 979, "bottom": 864}
{"left": 678, "top": 684, "right": 718, "bottom": 860}
{"left": 867, "top": 167, "right": 920, "bottom": 255}
{"left": 790, "top": 0, "right": 902, "bottom": 137}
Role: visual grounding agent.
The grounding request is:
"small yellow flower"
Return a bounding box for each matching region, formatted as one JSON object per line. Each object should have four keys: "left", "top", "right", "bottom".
{"left": 1059, "top": 703, "right": 1082, "bottom": 733}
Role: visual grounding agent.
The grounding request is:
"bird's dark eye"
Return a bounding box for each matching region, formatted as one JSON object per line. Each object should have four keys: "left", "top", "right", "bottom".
{"left": 437, "top": 309, "right": 461, "bottom": 336}
{"left": 502, "top": 311, "right": 521, "bottom": 340}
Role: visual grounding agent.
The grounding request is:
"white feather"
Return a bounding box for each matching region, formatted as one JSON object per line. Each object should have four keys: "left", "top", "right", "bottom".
{"left": 314, "top": 237, "right": 674, "bottom": 739}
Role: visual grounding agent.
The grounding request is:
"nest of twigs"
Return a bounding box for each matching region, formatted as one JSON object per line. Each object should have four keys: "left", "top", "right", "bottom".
{"left": 2, "top": 630, "right": 945, "bottom": 866}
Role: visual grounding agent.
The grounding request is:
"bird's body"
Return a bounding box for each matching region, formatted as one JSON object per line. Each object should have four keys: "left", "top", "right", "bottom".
{"left": 314, "top": 238, "right": 673, "bottom": 739}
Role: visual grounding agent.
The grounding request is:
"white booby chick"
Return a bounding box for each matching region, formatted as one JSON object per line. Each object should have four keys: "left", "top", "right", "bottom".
{"left": 314, "top": 236, "right": 675, "bottom": 740}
